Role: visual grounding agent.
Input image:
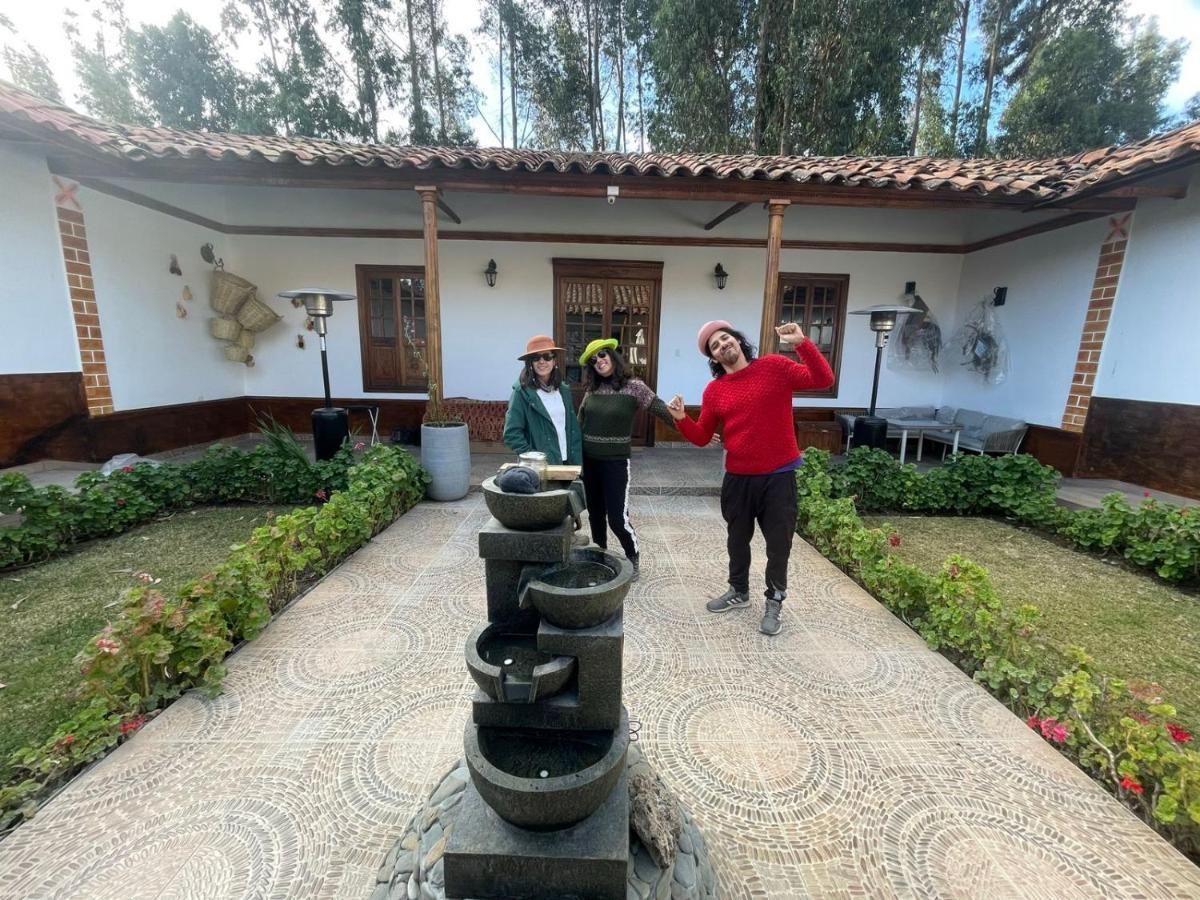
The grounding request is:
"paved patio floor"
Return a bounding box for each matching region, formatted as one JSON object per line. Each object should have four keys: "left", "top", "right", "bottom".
{"left": 1, "top": 490, "right": 1198, "bottom": 899}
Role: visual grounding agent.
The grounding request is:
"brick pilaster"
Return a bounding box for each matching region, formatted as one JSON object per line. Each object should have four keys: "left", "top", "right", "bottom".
{"left": 54, "top": 178, "right": 113, "bottom": 415}
{"left": 1061, "top": 213, "right": 1131, "bottom": 432}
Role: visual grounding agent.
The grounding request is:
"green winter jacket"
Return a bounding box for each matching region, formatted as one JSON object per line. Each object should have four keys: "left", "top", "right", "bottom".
{"left": 503, "top": 380, "right": 583, "bottom": 465}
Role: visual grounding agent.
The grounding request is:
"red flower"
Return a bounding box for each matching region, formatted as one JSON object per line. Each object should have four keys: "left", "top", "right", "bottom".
{"left": 888, "top": 533, "right": 902, "bottom": 547}
{"left": 119, "top": 714, "right": 146, "bottom": 735}
{"left": 121, "top": 465, "right": 134, "bottom": 473}
{"left": 1167, "top": 723, "right": 1193, "bottom": 743}
{"left": 1026, "top": 715, "right": 1040, "bottom": 730}
{"left": 95, "top": 637, "right": 120, "bottom": 655}
{"left": 1120, "top": 776, "right": 1144, "bottom": 794}
{"left": 115, "top": 498, "right": 126, "bottom": 507}
{"left": 947, "top": 564, "right": 961, "bottom": 578}
{"left": 61, "top": 734, "right": 75, "bottom": 746}
{"left": 1143, "top": 490, "right": 1152, "bottom": 498}
{"left": 315, "top": 488, "right": 328, "bottom": 501}
{"left": 1039, "top": 717, "right": 1070, "bottom": 743}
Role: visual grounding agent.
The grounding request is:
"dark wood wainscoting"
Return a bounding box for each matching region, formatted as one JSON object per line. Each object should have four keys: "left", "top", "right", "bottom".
{"left": 1, "top": 372, "right": 88, "bottom": 467}
{"left": 1020, "top": 425, "right": 1082, "bottom": 476}
{"left": 1079, "top": 397, "right": 1200, "bottom": 499}
{"left": 2, "top": 393, "right": 428, "bottom": 468}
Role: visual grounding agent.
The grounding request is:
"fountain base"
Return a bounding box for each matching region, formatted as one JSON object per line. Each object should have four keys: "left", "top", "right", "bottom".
{"left": 444, "top": 769, "right": 629, "bottom": 900}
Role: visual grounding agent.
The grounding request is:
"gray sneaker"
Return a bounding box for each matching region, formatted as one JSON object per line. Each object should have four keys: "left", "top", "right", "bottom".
{"left": 760, "top": 597, "right": 783, "bottom": 635}
{"left": 706, "top": 587, "right": 750, "bottom": 613}
{"left": 629, "top": 556, "right": 640, "bottom": 582}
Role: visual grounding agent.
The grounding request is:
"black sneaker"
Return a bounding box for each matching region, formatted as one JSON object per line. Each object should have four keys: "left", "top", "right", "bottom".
{"left": 629, "top": 556, "right": 640, "bottom": 582}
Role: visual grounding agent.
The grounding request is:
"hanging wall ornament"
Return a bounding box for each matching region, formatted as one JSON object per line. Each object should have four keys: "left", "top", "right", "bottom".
{"left": 176, "top": 302, "right": 188, "bottom": 318}
{"left": 296, "top": 334, "right": 306, "bottom": 349}
{"left": 305, "top": 317, "right": 315, "bottom": 331}
{"left": 888, "top": 292, "right": 942, "bottom": 374}
{"left": 182, "top": 285, "right": 193, "bottom": 302}
{"left": 169, "top": 254, "right": 182, "bottom": 276}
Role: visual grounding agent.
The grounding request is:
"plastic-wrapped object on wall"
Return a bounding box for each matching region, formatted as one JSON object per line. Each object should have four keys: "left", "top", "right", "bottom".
{"left": 951, "top": 297, "right": 1009, "bottom": 385}
{"left": 887, "top": 293, "right": 943, "bottom": 373}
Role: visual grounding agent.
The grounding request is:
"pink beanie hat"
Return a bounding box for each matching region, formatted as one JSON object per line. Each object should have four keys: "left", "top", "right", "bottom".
{"left": 697, "top": 320, "right": 734, "bottom": 357}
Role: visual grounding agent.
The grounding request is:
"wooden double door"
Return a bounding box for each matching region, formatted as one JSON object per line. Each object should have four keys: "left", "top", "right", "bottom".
{"left": 552, "top": 259, "right": 663, "bottom": 446}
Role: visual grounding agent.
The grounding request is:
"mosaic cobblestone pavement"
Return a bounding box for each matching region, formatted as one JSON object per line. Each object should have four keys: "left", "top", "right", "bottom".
{"left": 1, "top": 494, "right": 1198, "bottom": 899}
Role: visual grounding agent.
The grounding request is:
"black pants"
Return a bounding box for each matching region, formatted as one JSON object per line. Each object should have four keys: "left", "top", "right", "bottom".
{"left": 721, "top": 470, "right": 797, "bottom": 600}
{"left": 582, "top": 457, "right": 639, "bottom": 560}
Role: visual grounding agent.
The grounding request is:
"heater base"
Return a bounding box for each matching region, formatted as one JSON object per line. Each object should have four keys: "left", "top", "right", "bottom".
{"left": 851, "top": 415, "right": 888, "bottom": 450}
{"left": 312, "top": 407, "right": 349, "bottom": 461}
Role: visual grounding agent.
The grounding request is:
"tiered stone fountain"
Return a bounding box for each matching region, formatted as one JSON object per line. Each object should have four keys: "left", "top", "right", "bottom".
{"left": 443, "top": 475, "right": 634, "bottom": 899}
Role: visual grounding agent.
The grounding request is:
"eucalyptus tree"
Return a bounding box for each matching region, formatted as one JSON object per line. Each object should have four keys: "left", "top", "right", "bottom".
{"left": 0, "top": 16, "right": 62, "bottom": 103}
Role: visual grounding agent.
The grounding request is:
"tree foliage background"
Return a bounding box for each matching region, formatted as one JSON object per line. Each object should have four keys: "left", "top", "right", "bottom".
{"left": 0, "top": 0, "right": 1194, "bottom": 157}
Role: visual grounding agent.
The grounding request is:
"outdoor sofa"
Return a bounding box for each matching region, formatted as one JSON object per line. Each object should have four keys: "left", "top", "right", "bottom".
{"left": 834, "top": 406, "right": 1028, "bottom": 456}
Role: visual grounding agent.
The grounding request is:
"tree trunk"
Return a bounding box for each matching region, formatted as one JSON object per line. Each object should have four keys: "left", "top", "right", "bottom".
{"left": 508, "top": 3, "right": 517, "bottom": 147}
{"left": 585, "top": 0, "right": 598, "bottom": 150}
{"left": 752, "top": 0, "right": 770, "bottom": 152}
{"left": 426, "top": 0, "right": 448, "bottom": 142}
{"left": 594, "top": 1, "right": 605, "bottom": 150}
{"left": 636, "top": 41, "right": 645, "bottom": 152}
{"left": 616, "top": 3, "right": 626, "bottom": 151}
{"left": 778, "top": 0, "right": 799, "bottom": 154}
{"left": 405, "top": 0, "right": 424, "bottom": 139}
{"left": 950, "top": 0, "right": 969, "bottom": 146}
{"left": 497, "top": 3, "right": 505, "bottom": 147}
{"left": 910, "top": 49, "right": 926, "bottom": 155}
{"left": 978, "top": 0, "right": 1007, "bottom": 155}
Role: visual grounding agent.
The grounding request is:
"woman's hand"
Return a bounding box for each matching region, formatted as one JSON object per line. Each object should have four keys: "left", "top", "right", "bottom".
{"left": 667, "top": 394, "right": 686, "bottom": 421}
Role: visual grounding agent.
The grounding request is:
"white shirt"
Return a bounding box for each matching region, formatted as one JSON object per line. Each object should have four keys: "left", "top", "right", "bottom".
{"left": 537, "top": 387, "right": 569, "bottom": 462}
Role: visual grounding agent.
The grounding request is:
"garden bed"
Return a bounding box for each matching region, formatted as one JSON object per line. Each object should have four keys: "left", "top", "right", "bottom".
{"left": 0, "top": 505, "right": 294, "bottom": 768}
{"left": 866, "top": 514, "right": 1200, "bottom": 735}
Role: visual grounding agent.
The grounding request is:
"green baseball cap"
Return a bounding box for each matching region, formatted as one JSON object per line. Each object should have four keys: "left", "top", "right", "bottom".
{"left": 579, "top": 338, "right": 619, "bottom": 367}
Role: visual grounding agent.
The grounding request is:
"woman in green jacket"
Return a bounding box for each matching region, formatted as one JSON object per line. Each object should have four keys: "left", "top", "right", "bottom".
{"left": 502, "top": 334, "right": 583, "bottom": 465}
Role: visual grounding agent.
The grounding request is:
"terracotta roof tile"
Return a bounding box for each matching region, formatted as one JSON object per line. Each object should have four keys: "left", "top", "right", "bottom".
{"left": 2, "top": 80, "right": 1198, "bottom": 204}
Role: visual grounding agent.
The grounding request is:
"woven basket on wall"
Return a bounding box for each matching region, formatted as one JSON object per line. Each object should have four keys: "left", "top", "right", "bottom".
{"left": 236, "top": 330, "right": 255, "bottom": 350}
{"left": 236, "top": 293, "right": 282, "bottom": 332}
{"left": 223, "top": 344, "right": 252, "bottom": 363}
{"left": 211, "top": 271, "right": 256, "bottom": 315}
{"left": 209, "top": 316, "right": 242, "bottom": 342}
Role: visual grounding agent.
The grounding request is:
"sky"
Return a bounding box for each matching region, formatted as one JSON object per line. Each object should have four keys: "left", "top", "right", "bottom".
{"left": 2, "top": 0, "right": 1198, "bottom": 147}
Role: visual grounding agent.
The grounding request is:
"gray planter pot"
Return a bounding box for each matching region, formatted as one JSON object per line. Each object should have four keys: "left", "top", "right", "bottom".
{"left": 421, "top": 422, "right": 470, "bottom": 501}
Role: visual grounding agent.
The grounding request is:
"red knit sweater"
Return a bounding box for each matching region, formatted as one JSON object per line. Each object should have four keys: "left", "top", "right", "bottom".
{"left": 677, "top": 339, "right": 835, "bottom": 474}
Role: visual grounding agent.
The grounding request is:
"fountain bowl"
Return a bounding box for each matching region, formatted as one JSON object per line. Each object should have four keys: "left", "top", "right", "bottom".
{"left": 481, "top": 476, "right": 583, "bottom": 531}
{"left": 524, "top": 548, "right": 633, "bottom": 629}
{"left": 464, "top": 708, "right": 630, "bottom": 830}
{"left": 465, "top": 623, "right": 576, "bottom": 704}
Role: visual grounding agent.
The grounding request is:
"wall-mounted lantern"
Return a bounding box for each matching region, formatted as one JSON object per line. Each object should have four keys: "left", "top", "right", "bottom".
{"left": 713, "top": 263, "right": 728, "bottom": 290}
{"left": 484, "top": 259, "right": 498, "bottom": 288}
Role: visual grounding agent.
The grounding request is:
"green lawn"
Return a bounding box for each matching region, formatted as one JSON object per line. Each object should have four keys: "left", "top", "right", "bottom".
{"left": 0, "top": 505, "right": 292, "bottom": 769}
{"left": 866, "top": 515, "right": 1200, "bottom": 733}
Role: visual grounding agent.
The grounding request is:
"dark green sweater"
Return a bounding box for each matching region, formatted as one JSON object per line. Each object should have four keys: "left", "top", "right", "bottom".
{"left": 579, "top": 379, "right": 674, "bottom": 460}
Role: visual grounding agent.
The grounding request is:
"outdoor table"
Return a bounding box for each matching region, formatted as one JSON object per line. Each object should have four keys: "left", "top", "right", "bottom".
{"left": 346, "top": 404, "right": 381, "bottom": 445}
{"left": 886, "top": 418, "right": 963, "bottom": 464}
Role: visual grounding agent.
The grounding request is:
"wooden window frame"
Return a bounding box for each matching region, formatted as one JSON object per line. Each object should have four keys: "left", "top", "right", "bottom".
{"left": 761, "top": 272, "right": 848, "bottom": 399}
{"left": 355, "top": 264, "right": 429, "bottom": 393}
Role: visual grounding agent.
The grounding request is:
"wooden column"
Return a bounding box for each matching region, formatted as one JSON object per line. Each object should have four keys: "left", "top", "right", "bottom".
{"left": 759, "top": 199, "right": 790, "bottom": 354}
{"left": 416, "top": 186, "right": 444, "bottom": 410}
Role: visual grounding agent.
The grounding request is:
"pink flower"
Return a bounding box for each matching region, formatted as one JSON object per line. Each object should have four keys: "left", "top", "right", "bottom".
{"left": 315, "top": 488, "right": 328, "bottom": 501}
{"left": 353, "top": 441, "right": 365, "bottom": 450}
{"left": 95, "top": 638, "right": 120, "bottom": 655}
{"left": 1039, "top": 717, "right": 1069, "bottom": 743}
{"left": 115, "top": 498, "right": 126, "bottom": 507}
{"left": 121, "top": 465, "right": 134, "bottom": 473}
{"left": 1143, "top": 490, "right": 1152, "bottom": 498}
{"left": 136, "top": 572, "right": 154, "bottom": 584}
{"left": 1167, "top": 723, "right": 1193, "bottom": 743}
{"left": 60, "top": 734, "right": 75, "bottom": 746}
{"left": 947, "top": 564, "right": 961, "bottom": 578}
{"left": 888, "top": 534, "right": 902, "bottom": 547}
{"left": 1027, "top": 715, "right": 1040, "bottom": 730}
{"left": 1120, "top": 776, "right": 1144, "bottom": 794}
{"left": 119, "top": 714, "right": 146, "bottom": 735}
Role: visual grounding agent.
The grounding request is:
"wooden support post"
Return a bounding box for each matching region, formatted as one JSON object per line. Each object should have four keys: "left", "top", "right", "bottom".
{"left": 759, "top": 200, "right": 790, "bottom": 355}
{"left": 416, "top": 186, "right": 444, "bottom": 411}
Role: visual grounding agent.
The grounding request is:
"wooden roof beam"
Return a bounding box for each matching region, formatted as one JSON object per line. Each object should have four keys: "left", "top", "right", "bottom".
{"left": 436, "top": 196, "right": 462, "bottom": 224}
{"left": 703, "top": 202, "right": 750, "bottom": 230}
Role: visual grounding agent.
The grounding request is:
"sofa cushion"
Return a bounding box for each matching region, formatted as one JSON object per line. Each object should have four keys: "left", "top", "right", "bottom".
{"left": 935, "top": 406, "right": 957, "bottom": 424}
{"left": 953, "top": 408, "right": 989, "bottom": 439}
{"left": 888, "top": 406, "right": 936, "bottom": 421}
{"left": 981, "top": 414, "right": 1025, "bottom": 434}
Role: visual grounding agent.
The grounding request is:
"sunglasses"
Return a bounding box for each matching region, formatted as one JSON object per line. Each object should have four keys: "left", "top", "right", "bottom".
{"left": 530, "top": 352, "right": 557, "bottom": 362}
{"left": 592, "top": 350, "right": 611, "bottom": 362}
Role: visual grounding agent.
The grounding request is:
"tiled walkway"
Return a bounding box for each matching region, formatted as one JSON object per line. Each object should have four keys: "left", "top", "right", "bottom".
{"left": 1, "top": 494, "right": 1198, "bottom": 898}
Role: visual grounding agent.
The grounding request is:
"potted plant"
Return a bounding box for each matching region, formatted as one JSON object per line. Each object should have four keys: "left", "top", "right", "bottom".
{"left": 407, "top": 324, "right": 470, "bottom": 501}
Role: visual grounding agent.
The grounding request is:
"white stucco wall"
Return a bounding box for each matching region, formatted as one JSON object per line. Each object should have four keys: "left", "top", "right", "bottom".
{"left": 942, "top": 217, "right": 1110, "bottom": 427}
{"left": 0, "top": 145, "right": 78, "bottom": 374}
{"left": 78, "top": 186, "right": 244, "bottom": 410}
{"left": 1093, "top": 170, "right": 1200, "bottom": 405}
{"left": 231, "top": 234, "right": 963, "bottom": 408}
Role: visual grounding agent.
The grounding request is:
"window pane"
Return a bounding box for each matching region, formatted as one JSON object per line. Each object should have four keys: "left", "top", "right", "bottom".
{"left": 611, "top": 283, "right": 652, "bottom": 378}
{"left": 564, "top": 280, "right": 604, "bottom": 384}
{"left": 369, "top": 278, "right": 395, "bottom": 339}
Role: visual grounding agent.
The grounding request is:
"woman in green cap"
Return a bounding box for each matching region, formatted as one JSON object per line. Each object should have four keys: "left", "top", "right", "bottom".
{"left": 578, "top": 338, "right": 675, "bottom": 580}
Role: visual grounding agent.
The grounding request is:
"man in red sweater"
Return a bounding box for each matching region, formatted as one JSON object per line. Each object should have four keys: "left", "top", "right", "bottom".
{"left": 667, "top": 320, "right": 835, "bottom": 635}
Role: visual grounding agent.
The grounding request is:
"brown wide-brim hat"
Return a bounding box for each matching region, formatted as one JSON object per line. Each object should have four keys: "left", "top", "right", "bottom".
{"left": 519, "top": 334, "right": 565, "bottom": 360}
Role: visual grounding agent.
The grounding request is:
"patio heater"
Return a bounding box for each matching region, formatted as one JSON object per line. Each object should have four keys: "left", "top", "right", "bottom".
{"left": 847, "top": 301, "right": 917, "bottom": 450}
{"left": 278, "top": 288, "right": 357, "bottom": 461}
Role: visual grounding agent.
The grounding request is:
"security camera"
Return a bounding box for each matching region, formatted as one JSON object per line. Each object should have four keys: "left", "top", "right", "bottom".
{"left": 607, "top": 185, "right": 619, "bottom": 205}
